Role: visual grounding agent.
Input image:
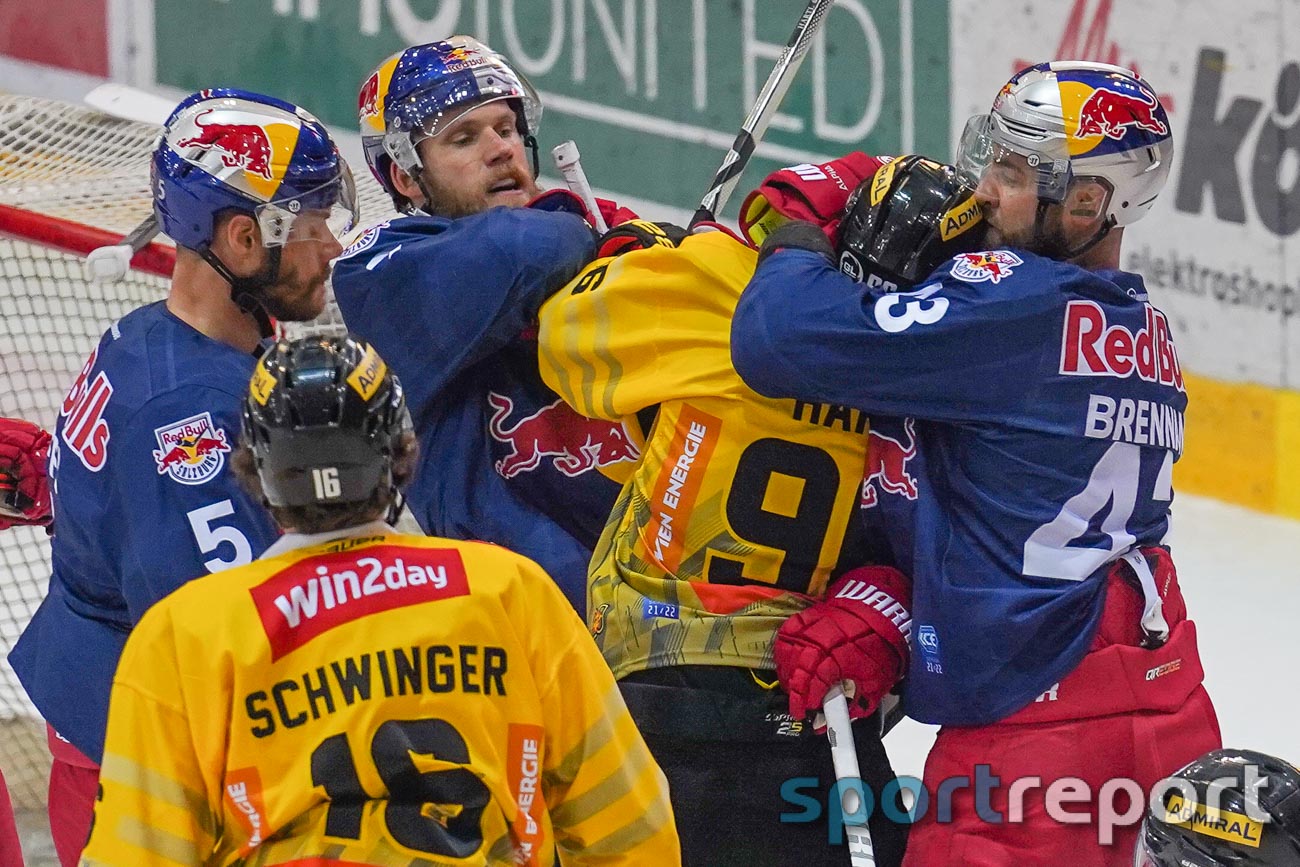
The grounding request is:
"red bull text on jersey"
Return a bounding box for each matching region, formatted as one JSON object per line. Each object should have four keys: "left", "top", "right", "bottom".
{"left": 732, "top": 247, "right": 1187, "bottom": 725}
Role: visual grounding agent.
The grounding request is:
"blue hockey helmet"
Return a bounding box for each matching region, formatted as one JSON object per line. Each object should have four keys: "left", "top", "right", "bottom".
{"left": 372, "top": 37, "right": 542, "bottom": 209}
{"left": 152, "top": 88, "right": 358, "bottom": 253}
{"left": 358, "top": 50, "right": 405, "bottom": 207}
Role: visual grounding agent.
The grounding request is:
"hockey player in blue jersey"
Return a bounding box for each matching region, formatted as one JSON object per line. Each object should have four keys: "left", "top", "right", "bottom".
{"left": 334, "top": 38, "right": 644, "bottom": 615}
{"left": 732, "top": 62, "right": 1221, "bottom": 865}
{"left": 8, "top": 89, "right": 356, "bottom": 866}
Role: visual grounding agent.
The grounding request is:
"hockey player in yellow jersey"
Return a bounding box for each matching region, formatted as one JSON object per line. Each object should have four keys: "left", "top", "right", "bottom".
{"left": 537, "top": 155, "right": 989, "bottom": 867}
{"left": 80, "top": 336, "right": 679, "bottom": 867}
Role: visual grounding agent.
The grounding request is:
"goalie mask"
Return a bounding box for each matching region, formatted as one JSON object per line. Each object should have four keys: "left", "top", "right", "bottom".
{"left": 836, "top": 155, "right": 988, "bottom": 291}
{"left": 1137, "top": 748, "right": 1300, "bottom": 866}
{"left": 242, "top": 336, "right": 411, "bottom": 509}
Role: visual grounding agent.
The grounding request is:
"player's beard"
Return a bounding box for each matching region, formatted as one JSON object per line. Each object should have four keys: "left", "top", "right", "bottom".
{"left": 419, "top": 163, "right": 540, "bottom": 219}
{"left": 259, "top": 251, "right": 331, "bottom": 323}
{"left": 988, "top": 202, "right": 1072, "bottom": 260}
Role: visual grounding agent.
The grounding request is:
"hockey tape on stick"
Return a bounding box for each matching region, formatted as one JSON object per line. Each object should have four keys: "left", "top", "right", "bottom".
{"left": 691, "top": 0, "right": 836, "bottom": 226}
{"left": 552, "top": 140, "right": 609, "bottom": 233}
{"left": 85, "top": 214, "right": 161, "bottom": 284}
{"left": 824, "top": 684, "right": 877, "bottom": 866}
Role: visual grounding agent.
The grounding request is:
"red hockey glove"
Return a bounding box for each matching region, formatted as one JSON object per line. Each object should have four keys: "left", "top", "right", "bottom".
{"left": 594, "top": 197, "right": 639, "bottom": 228}
{"left": 0, "top": 418, "right": 53, "bottom": 531}
{"left": 739, "top": 152, "right": 889, "bottom": 248}
{"left": 524, "top": 190, "right": 640, "bottom": 231}
{"left": 595, "top": 220, "right": 687, "bottom": 258}
{"left": 775, "top": 565, "right": 912, "bottom": 724}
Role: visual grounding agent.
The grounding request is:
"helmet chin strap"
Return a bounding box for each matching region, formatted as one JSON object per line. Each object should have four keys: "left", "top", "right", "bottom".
{"left": 1031, "top": 198, "right": 1114, "bottom": 262}
{"left": 198, "top": 245, "right": 280, "bottom": 340}
{"left": 524, "top": 133, "right": 540, "bottom": 178}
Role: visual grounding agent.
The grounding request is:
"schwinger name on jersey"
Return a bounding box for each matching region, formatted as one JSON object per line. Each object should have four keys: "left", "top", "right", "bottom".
{"left": 152, "top": 412, "right": 231, "bottom": 484}
{"left": 249, "top": 545, "right": 470, "bottom": 660}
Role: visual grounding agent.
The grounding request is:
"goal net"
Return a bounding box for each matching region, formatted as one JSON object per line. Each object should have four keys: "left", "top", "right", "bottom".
{"left": 0, "top": 93, "right": 396, "bottom": 814}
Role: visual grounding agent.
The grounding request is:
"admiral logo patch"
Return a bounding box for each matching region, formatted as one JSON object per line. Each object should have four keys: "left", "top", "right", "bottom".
{"left": 152, "top": 412, "right": 231, "bottom": 485}
{"left": 249, "top": 364, "right": 277, "bottom": 406}
{"left": 346, "top": 343, "right": 386, "bottom": 401}
{"left": 951, "top": 250, "right": 1023, "bottom": 284}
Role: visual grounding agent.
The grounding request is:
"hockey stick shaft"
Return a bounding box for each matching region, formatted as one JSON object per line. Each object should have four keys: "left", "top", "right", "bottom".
{"left": 692, "top": 0, "right": 836, "bottom": 226}
{"left": 824, "top": 685, "right": 877, "bottom": 866}
{"left": 552, "top": 140, "right": 609, "bottom": 233}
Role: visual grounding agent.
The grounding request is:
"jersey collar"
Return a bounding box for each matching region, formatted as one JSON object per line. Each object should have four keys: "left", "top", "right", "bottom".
{"left": 259, "top": 520, "right": 396, "bottom": 560}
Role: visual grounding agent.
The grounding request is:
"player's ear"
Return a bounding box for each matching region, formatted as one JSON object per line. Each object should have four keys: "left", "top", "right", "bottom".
{"left": 390, "top": 161, "right": 422, "bottom": 203}
{"left": 213, "top": 212, "right": 260, "bottom": 261}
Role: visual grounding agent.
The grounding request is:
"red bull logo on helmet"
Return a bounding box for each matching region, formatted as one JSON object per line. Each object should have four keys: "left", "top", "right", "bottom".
{"left": 1076, "top": 86, "right": 1167, "bottom": 140}
{"left": 172, "top": 106, "right": 303, "bottom": 201}
{"left": 152, "top": 412, "right": 231, "bottom": 485}
{"left": 176, "top": 109, "right": 277, "bottom": 180}
{"left": 358, "top": 73, "right": 381, "bottom": 123}
{"left": 1059, "top": 77, "right": 1169, "bottom": 157}
{"left": 359, "top": 52, "right": 401, "bottom": 137}
{"left": 861, "top": 418, "right": 918, "bottom": 509}
{"left": 486, "top": 393, "right": 640, "bottom": 479}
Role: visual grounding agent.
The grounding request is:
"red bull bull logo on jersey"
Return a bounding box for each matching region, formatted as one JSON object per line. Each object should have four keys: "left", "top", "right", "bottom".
{"left": 861, "top": 418, "right": 918, "bottom": 509}
{"left": 152, "top": 412, "right": 231, "bottom": 485}
{"left": 486, "top": 393, "right": 640, "bottom": 479}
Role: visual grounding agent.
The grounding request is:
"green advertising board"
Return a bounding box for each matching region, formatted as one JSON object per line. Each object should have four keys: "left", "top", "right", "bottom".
{"left": 155, "top": 0, "right": 950, "bottom": 215}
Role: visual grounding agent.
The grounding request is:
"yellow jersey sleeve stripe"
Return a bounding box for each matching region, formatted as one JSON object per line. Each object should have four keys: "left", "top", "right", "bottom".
{"left": 97, "top": 751, "right": 213, "bottom": 834}
{"left": 538, "top": 675, "right": 618, "bottom": 795}
{"left": 563, "top": 779, "right": 675, "bottom": 859}
{"left": 106, "top": 814, "right": 199, "bottom": 865}
{"left": 547, "top": 723, "right": 653, "bottom": 828}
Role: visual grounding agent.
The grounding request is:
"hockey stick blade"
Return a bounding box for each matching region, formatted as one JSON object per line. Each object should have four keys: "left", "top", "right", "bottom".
{"left": 692, "top": 0, "right": 836, "bottom": 226}
{"left": 824, "top": 684, "right": 877, "bottom": 866}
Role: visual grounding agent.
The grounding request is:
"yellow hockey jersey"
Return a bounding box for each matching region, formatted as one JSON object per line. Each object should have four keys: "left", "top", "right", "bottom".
{"left": 80, "top": 523, "right": 679, "bottom": 866}
{"left": 537, "top": 232, "right": 872, "bottom": 678}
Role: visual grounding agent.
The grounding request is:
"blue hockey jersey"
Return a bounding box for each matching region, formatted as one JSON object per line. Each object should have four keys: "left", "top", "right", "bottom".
{"left": 731, "top": 247, "right": 1186, "bottom": 725}
{"left": 9, "top": 302, "right": 279, "bottom": 760}
{"left": 331, "top": 207, "right": 638, "bottom": 616}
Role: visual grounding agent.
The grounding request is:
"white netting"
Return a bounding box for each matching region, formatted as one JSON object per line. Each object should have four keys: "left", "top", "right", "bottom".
{"left": 0, "top": 93, "right": 398, "bottom": 814}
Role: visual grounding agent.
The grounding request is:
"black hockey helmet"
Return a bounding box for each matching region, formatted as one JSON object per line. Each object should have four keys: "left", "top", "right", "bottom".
{"left": 836, "top": 154, "right": 988, "bottom": 291}
{"left": 1137, "top": 748, "right": 1300, "bottom": 866}
{"left": 242, "top": 335, "right": 410, "bottom": 508}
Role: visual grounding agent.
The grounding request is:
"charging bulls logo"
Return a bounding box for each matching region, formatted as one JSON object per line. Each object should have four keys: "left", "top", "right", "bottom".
{"left": 951, "top": 250, "right": 1023, "bottom": 284}
{"left": 176, "top": 109, "right": 276, "bottom": 180}
{"left": 1076, "top": 86, "right": 1168, "bottom": 141}
{"left": 861, "top": 418, "right": 919, "bottom": 508}
{"left": 153, "top": 412, "right": 231, "bottom": 485}
{"left": 487, "top": 393, "right": 640, "bottom": 479}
